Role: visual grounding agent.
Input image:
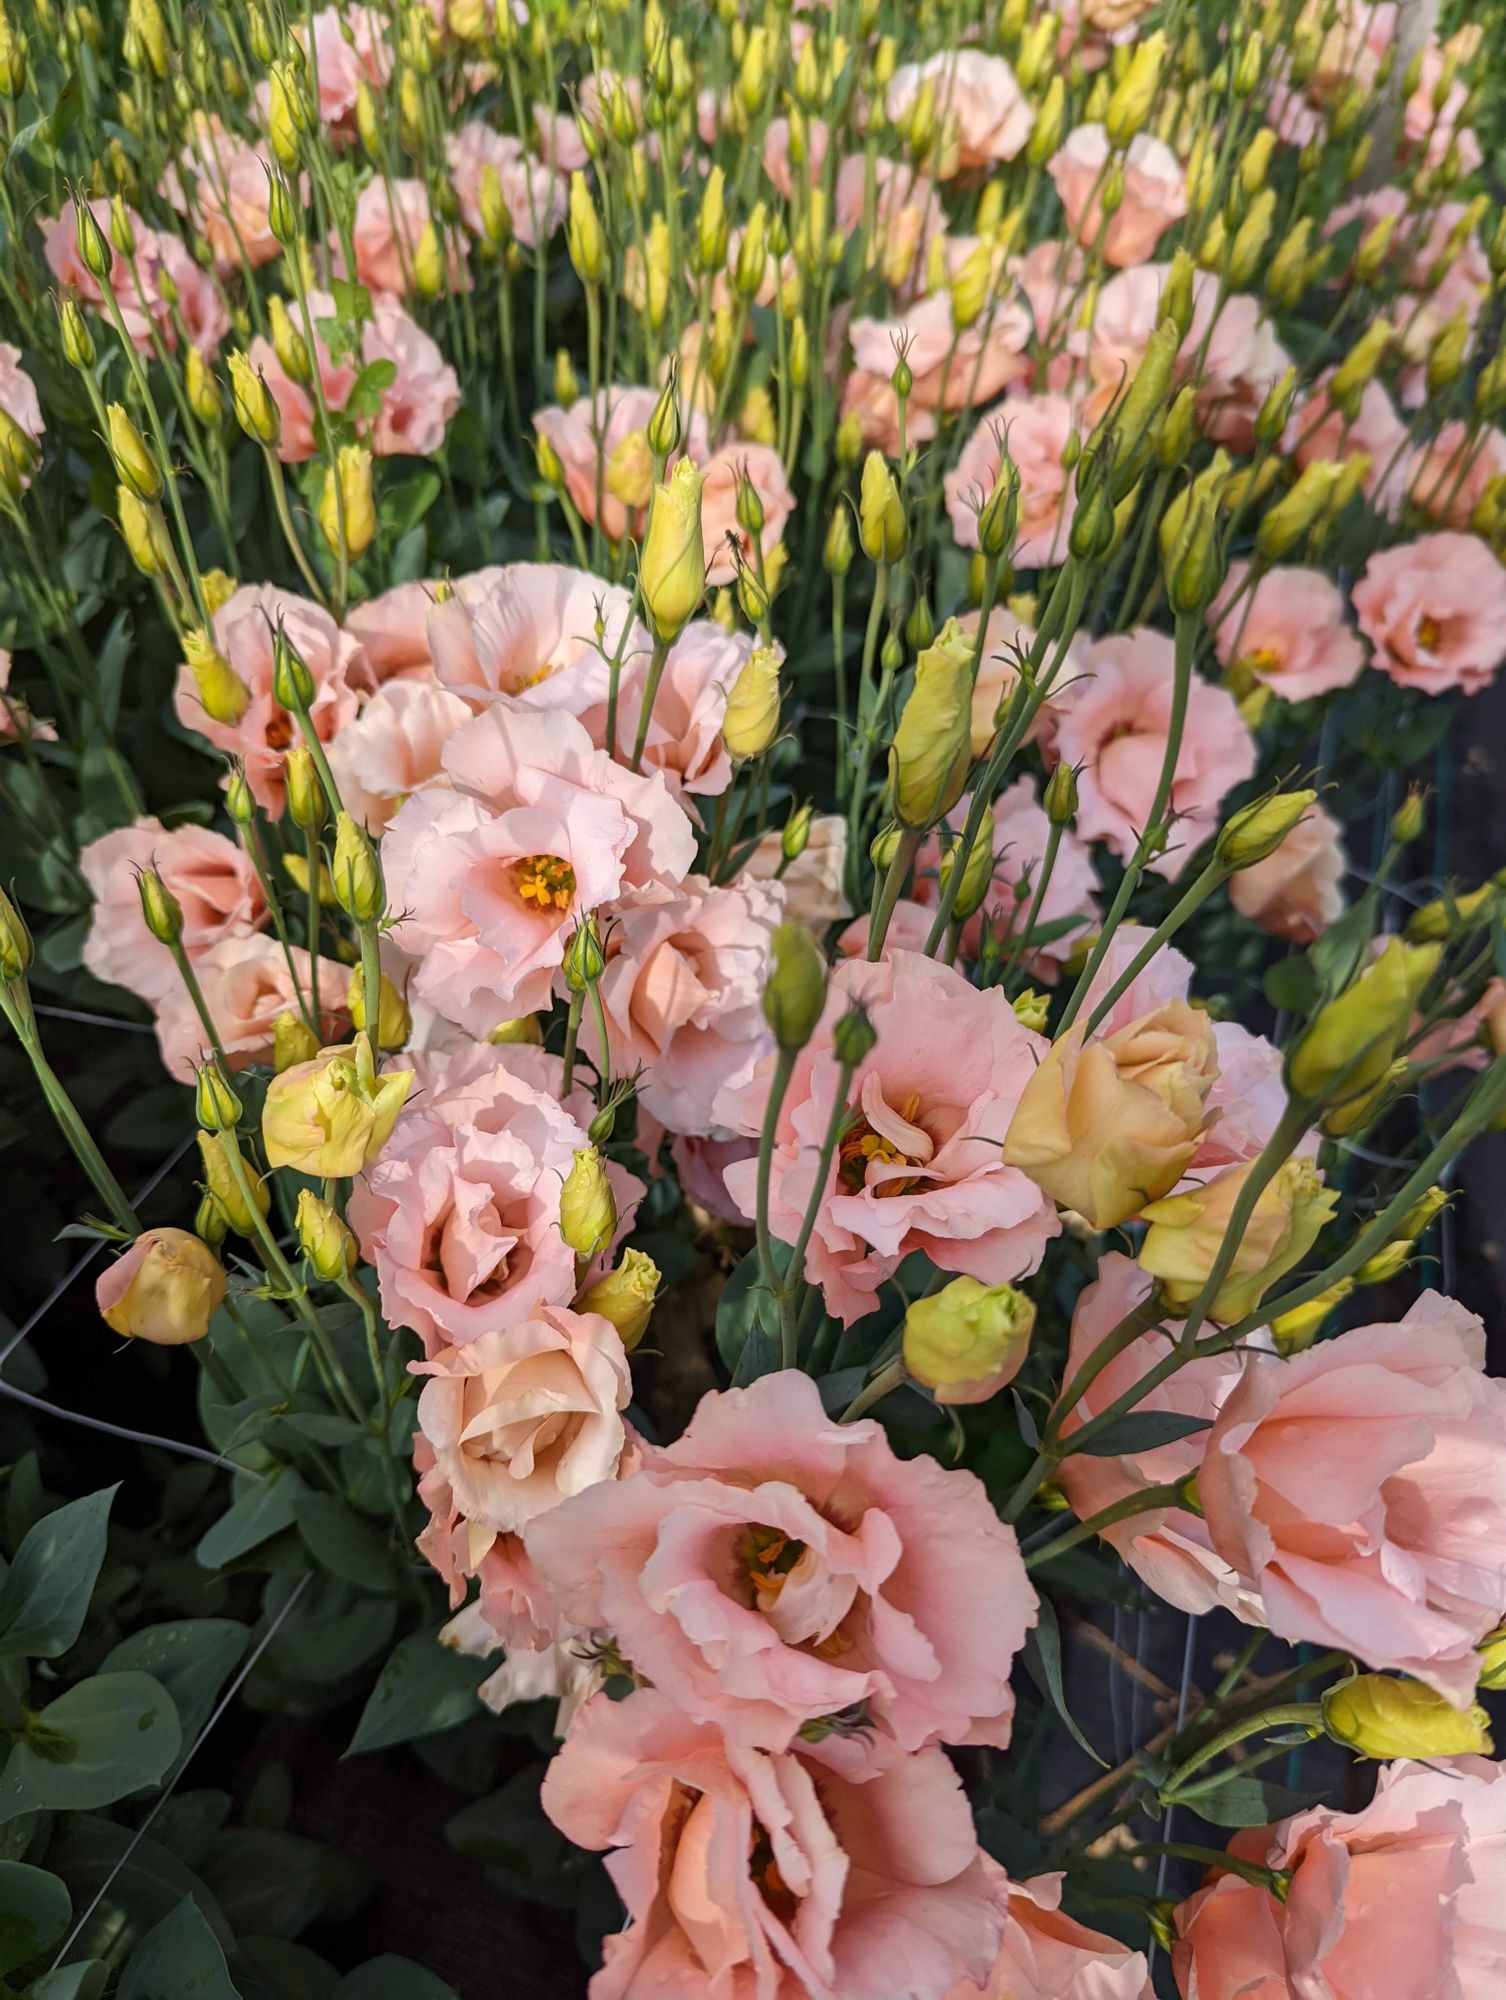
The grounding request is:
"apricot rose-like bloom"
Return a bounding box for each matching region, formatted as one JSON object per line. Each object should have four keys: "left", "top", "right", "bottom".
{"left": 1048, "top": 125, "right": 1188, "bottom": 267}
{"left": 1171, "top": 1756, "right": 1506, "bottom": 2000}
{"left": 1051, "top": 628, "right": 1257, "bottom": 882}
{"left": 1056, "top": 1253, "right": 1252, "bottom": 1618}
{"left": 150, "top": 935, "right": 350, "bottom": 1083}
{"left": 720, "top": 950, "right": 1059, "bottom": 1326}
{"left": 96, "top": 1227, "right": 226, "bottom": 1347}
{"left": 1208, "top": 561, "right": 1367, "bottom": 702}
{"left": 80, "top": 817, "right": 266, "bottom": 1006}
{"left": 543, "top": 1686, "right": 1005, "bottom": 2000}
{"left": 262, "top": 1038, "right": 413, "bottom": 1179}
{"left": 1352, "top": 532, "right": 1506, "bottom": 697}
{"left": 944, "top": 1870, "right": 1154, "bottom": 2000}
{"left": 1138, "top": 1156, "right": 1336, "bottom": 1325}
{"left": 250, "top": 289, "right": 460, "bottom": 464}
{"left": 1004, "top": 999, "right": 1220, "bottom": 1230}
{"left": 382, "top": 706, "right": 695, "bottom": 1031}
{"left": 1199, "top": 1294, "right": 1506, "bottom": 1704}
{"left": 1228, "top": 798, "right": 1347, "bottom": 944}
{"left": 946, "top": 393, "right": 1080, "bottom": 571}
{"left": 348, "top": 1043, "right": 643, "bottom": 1357}
{"left": 446, "top": 122, "right": 567, "bottom": 248}
{"left": 526, "top": 1369, "right": 1038, "bottom": 1764}
{"left": 412, "top": 1304, "right": 633, "bottom": 1538}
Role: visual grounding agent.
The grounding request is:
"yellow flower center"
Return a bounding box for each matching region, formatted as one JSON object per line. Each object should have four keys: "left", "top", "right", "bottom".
{"left": 1416, "top": 615, "right": 1442, "bottom": 651}
{"left": 836, "top": 1091, "right": 925, "bottom": 1197}
{"left": 514, "top": 853, "right": 576, "bottom": 912}
{"left": 744, "top": 1525, "right": 804, "bottom": 1609}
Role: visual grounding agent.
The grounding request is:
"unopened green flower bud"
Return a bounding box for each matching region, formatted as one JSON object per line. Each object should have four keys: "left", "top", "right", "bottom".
{"left": 0, "top": 884, "right": 34, "bottom": 982}
{"left": 1217, "top": 789, "right": 1317, "bottom": 870}
{"left": 903, "top": 1274, "right": 1035, "bottom": 1404}
{"left": 832, "top": 1001, "right": 877, "bottom": 1069}
{"left": 194, "top": 1060, "right": 242, "bottom": 1133}
{"left": 782, "top": 802, "right": 814, "bottom": 863}
{"left": 271, "top": 625, "right": 316, "bottom": 712}
{"left": 858, "top": 452, "right": 906, "bottom": 563}
{"left": 763, "top": 920, "right": 828, "bottom": 1050}
{"left": 296, "top": 1188, "right": 357, "bottom": 1281}
{"left": 1322, "top": 1674, "right": 1492, "bottom": 1760}
{"left": 137, "top": 866, "right": 184, "bottom": 946}
{"left": 559, "top": 1145, "right": 617, "bottom": 1258}
{"left": 889, "top": 620, "right": 974, "bottom": 829}
{"left": 563, "top": 913, "right": 606, "bottom": 990}
{"left": 1043, "top": 760, "right": 1078, "bottom": 825}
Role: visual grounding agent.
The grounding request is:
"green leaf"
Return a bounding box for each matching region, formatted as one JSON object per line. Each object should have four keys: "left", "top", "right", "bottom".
{"left": 294, "top": 1493, "right": 400, "bottom": 1595}
{"left": 27, "top": 1966, "right": 109, "bottom": 2000}
{"left": 1071, "top": 1412, "right": 1212, "bottom": 1457}
{"left": 0, "top": 1859, "right": 70, "bottom": 1976}
{"left": 344, "top": 359, "right": 399, "bottom": 423}
{"left": 348, "top": 1627, "right": 485, "bottom": 1755}
{"left": 0, "top": 1673, "right": 181, "bottom": 1824}
{"left": 101, "top": 1622, "right": 248, "bottom": 1760}
{"left": 379, "top": 472, "right": 442, "bottom": 537}
{"left": 117, "top": 1896, "right": 241, "bottom": 1999}
{"left": 196, "top": 1472, "right": 304, "bottom": 1571}
{"left": 1020, "top": 1597, "right": 1105, "bottom": 1769}
{"left": 1187, "top": 1777, "right": 1327, "bottom": 1829}
{"left": 445, "top": 1768, "right": 592, "bottom": 1910}
{"left": 45, "top": 1816, "right": 233, "bottom": 1956}
{"left": 0, "top": 1487, "right": 116, "bottom": 1663}
{"left": 715, "top": 1245, "right": 788, "bottom": 1380}
{"left": 234, "top": 1936, "right": 338, "bottom": 2000}
{"left": 201, "top": 1830, "right": 368, "bottom": 1943}
{"left": 335, "top": 1959, "right": 459, "bottom": 2000}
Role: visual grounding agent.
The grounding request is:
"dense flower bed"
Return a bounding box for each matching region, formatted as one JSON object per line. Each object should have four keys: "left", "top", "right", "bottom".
{"left": 2, "top": 0, "right": 1506, "bottom": 1993}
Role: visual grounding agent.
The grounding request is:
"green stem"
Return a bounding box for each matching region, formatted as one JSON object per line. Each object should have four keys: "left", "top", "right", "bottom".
{"left": 754, "top": 1046, "right": 799, "bottom": 1336}
{"left": 1024, "top": 1482, "right": 1187, "bottom": 1572}
{"left": 0, "top": 983, "right": 140, "bottom": 1234}
{"left": 841, "top": 1355, "right": 907, "bottom": 1421}
{"left": 866, "top": 830, "right": 921, "bottom": 960}
{"left": 630, "top": 637, "right": 672, "bottom": 772}
{"left": 1160, "top": 1703, "right": 1323, "bottom": 1804}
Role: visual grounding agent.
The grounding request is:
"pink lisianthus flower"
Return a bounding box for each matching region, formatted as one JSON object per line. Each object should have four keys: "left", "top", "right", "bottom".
{"left": 158, "top": 236, "right": 230, "bottom": 357}
{"left": 1195, "top": 1023, "right": 1322, "bottom": 1177}
{"left": 1228, "top": 801, "right": 1347, "bottom": 943}
{"left": 344, "top": 581, "right": 445, "bottom": 681}
{"left": 425, "top": 560, "right": 642, "bottom": 714}
{"left": 532, "top": 387, "right": 711, "bottom": 542}
{"left": 885, "top": 50, "right": 1033, "bottom": 171}
{"left": 543, "top": 1685, "right": 1006, "bottom": 2000}
{"left": 1200, "top": 1292, "right": 1506, "bottom": 1703}
{"left": 415, "top": 1433, "right": 574, "bottom": 1649}
{"left": 1051, "top": 629, "right": 1257, "bottom": 881}
{"left": 527, "top": 1369, "right": 1038, "bottom": 1762}
{"left": 167, "top": 114, "right": 286, "bottom": 269}
{"left": 174, "top": 584, "right": 374, "bottom": 817}
{"left": 150, "top": 935, "right": 349, "bottom": 1082}
{"left": 584, "top": 619, "right": 753, "bottom": 798}
{"left": 945, "top": 1872, "right": 1155, "bottom": 2000}
{"left": 446, "top": 122, "right": 567, "bottom": 247}
{"left": 1056, "top": 1254, "right": 1255, "bottom": 1617}
{"left": 1208, "top": 561, "right": 1367, "bottom": 701}
{"left": 1352, "top": 533, "right": 1506, "bottom": 696}
{"left": 80, "top": 817, "right": 266, "bottom": 1007}
{"left": 844, "top": 291, "right": 1033, "bottom": 452}
{"left": 349, "top": 1043, "right": 643, "bottom": 1356}
{"left": 699, "top": 441, "right": 796, "bottom": 586}
{"left": 736, "top": 814, "right": 852, "bottom": 932}
{"left": 1171, "top": 1756, "right": 1506, "bottom": 2000}
{"left": 0, "top": 650, "right": 55, "bottom": 745}
{"left": 583, "top": 874, "right": 783, "bottom": 1135}
{"left": 947, "top": 393, "right": 1079, "bottom": 571}
{"left": 292, "top": 5, "right": 392, "bottom": 137}
{"left": 1408, "top": 422, "right": 1506, "bottom": 530}
{"left": 1402, "top": 40, "right": 1483, "bottom": 176}
{"left": 1284, "top": 370, "right": 1412, "bottom": 517}
{"left": 382, "top": 707, "right": 695, "bottom": 1031}
{"left": 1049, "top": 125, "right": 1187, "bottom": 267}
{"left": 914, "top": 780, "right": 1100, "bottom": 978}
{"left": 0, "top": 343, "right": 45, "bottom": 478}
{"left": 349, "top": 176, "right": 470, "bottom": 296}
{"left": 326, "top": 679, "right": 473, "bottom": 833}
{"left": 250, "top": 289, "right": 460, "bottom": 463}
{"left": 720, "top": 951, "right": 1059, "bottom": 1326}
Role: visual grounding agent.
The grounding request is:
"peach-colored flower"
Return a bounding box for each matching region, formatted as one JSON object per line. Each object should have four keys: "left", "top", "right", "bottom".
{"left": 175, "top": 584, "right": 374, "bottom": 816}
{"left": 845, "top": 293, "right": 1033, "bottom": 452}
{"left": 1285, "top": 370, "right": 1411, "bottom": 517}
{"left": 382, "top": 707, "right": 694, "bottom": 1031}
{"left": 158, "top": 236, "right": 230, "bottom": 357}
{"left": 80, "top": 817, "right": 266, "bottom": 1006}
{"left": 585, "top": 619, "right": 752, "bottom": 797}
{"left": 915, "top": 779, "right": 1100, "bottom": 976}
{"left": 250, "top": 289, "right": 459, "bottom": 463}
{"left": 412, "top": 1305, "right": 632, "bottom": 1537}
{"left": 699, "top": 441, "right": 796, "bottom": 587}
{"left": 1186, "top": 277, "right": 1293, "bottom": 453}
{"left": 96, "top": 1227, "right": 225, "bottom": 1346}
{"left": 1049, "top": 125, "right": 1187, "bottom": 267}
{"left": 1201, "top": 1293, "right": 1506, "bottom": 1702}
{"left": 584, "top": 874, "right": 783, "bottom": 1135}
{"left": 543, "top": 1685, "right": 1005, "bottom": 2000}
{"left": 42, "top": 199, "right": 165, "bottom": 349}
{"left": 1011, "top": 239, "right": 1086, "bottom": 353}
{"left": 344, "top": 581, "right": 443, "bottom": 681}
{"left": 415, "top": 1429, "right": 577, "bottom": 1649}
{"left": 447, "top": 122, "right": 567, "bottom": 247}
{"left": 1403, "top": 40, "right": 1483, "bottom": 175}
{"left": 885, "top": 50, "right": 1032, "bottom": 173}
{"left": 527, "top": 1369, "right": 1038, "bottom": 1762}
{"left": 1353, "top": 533, "right": 1506, "bottom": 696}
{"left": 295, "top": 5, "right": 392, "bottom": 136}
{"left": 720, "top": 952, "right": 1059, "bottom": 1325}
{"left": 1408, "top": 422, "right": 1506, "bottom": 530}
{"left": 1056, "top": 1254, "right": 1253, "bottom": 1616}
{"left": 532, "top": 387, "right": 711, "bottom": 542}
{"left": 1228, "top": 800, "right": 1347, "bottom": 943}
{"left": 947, "top": 394, "right": 1079, "bottom": 570}
{"left": 349, "top": 1042, "right": 642, "bottom": 1356}
{"left": 426, "top": 560, "right": 641, "bottom": 715}
{"left": 326, "top": 679, "right": 471, "bottom": 832}
{"left": 150, "top": 935, "right": 348, "bottom": 1081}
{"left": 532, "top": 104, "right": 589, "bottom": 174}
{"left": 737, "top": 814, "right": 852, "bottom": 931}
{"left": 945, "top": 1871, "right": 1154, "bottom": 2000}
{"left": 168, "top": 114, "right": 285, "bottom": 268}
{"left": 0, "top": 342, "right": 45, "bottom": 476}
{"left": 1052, "top": 628, "right": 1257, "bottom": 880}
{"left": 1195, "top": 1024, "right": 1320, "bottom": 1178}
{"left": 1171, "top": 1755, "right": 1506, "bottom": 2000}
{"left": 350, "top": 176, "right": 469, "bottom": 296}
{"left": 1209, "top": 561, "right": 1366, "bottom": 701}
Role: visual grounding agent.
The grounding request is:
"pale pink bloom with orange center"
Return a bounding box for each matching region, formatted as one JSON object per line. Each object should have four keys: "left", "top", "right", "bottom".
{"left": 584, "top": 874, "right": 783, "bottom": 1135}
{"left": 885, "top": 49, "right": 1032, "bottom": 173}
{"left": 42, "top": 199, "right": 165, "bottom": 350}
{"left": 1051, "top": 629, "right": 1257, "bottom": 879}
{"left": 446, "top": 122, "right": 567, "bottom": 247}
{"left": 382, "top": 707, "right": 694, "bottom": 1031}
{"left": 945, "top": 1871, "right": 1154, "bottom": 2000}
{"left": 946, "top": 393, "right": 1079, "bottom": 570}
{"left": 350, "top": 176, "right": 470, "bottom": 296}
{"left": 528, "top": 1368, "right": 1038, "bottom": 1763}
{"left": 844, "top": 291, "right": 1033, "bottom": 451}
{"left": 532, "top": 387, "right": 711, "bottom": 542}
{"left": 1173, "top": 1757, "right": 1506, "bottom": 2000}
{"left": 1049, "top": 125, "right": 1187, "bottom": 267}
{"left": 250, "top": 289, "right": 458, "bottom": 463}
{"left": 426, "top": 561, "right": 641, "bottom": 715}
{"left": 720, "top": 952, "right": 1059, "bottom": 1325}
{"left": 80, "top": 817, "right": 266, "bottom": 1007}
{"left": 350, "top": 1042, "right": 642, "bottom": 1356}
{"left": 1201, "top": 1293, "right": 1506, "bottom": 1702}
{"left": 326, "top": 679, "right": 471, "bottom": 832}
{"left": 586, "top": 619, "right": 755, "bottom": 798}
{"left": 167, "top": 114, "right": 286, "bottom": 269}
{"left": 1228, "top": 801, "right": 1347, "bottom": 944}
{"left": 175, "top": 584, "right": 373, "bottom": 816}
{"left": 150, "top": 934, "right": 349, "bottom": 1081}
{"left": 1408, "top": 422, "right": 1506, "bottom": 529}
{"left": 1353, "top": 533, "right": 1506, "bottom": 696}
{"left": 1209, "top": 561, "right": 1367, "bottom": 701}
{"left": 543, "top": 1684, "right": 1005, "bottom": 2000}
{"left": 0, "top": 344, "right": 43, "bottom": 482}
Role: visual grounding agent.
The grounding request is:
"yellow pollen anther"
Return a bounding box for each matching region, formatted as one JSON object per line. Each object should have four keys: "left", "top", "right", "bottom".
{"left": 515, "top": 854, "right": 577, "bottom": 911}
